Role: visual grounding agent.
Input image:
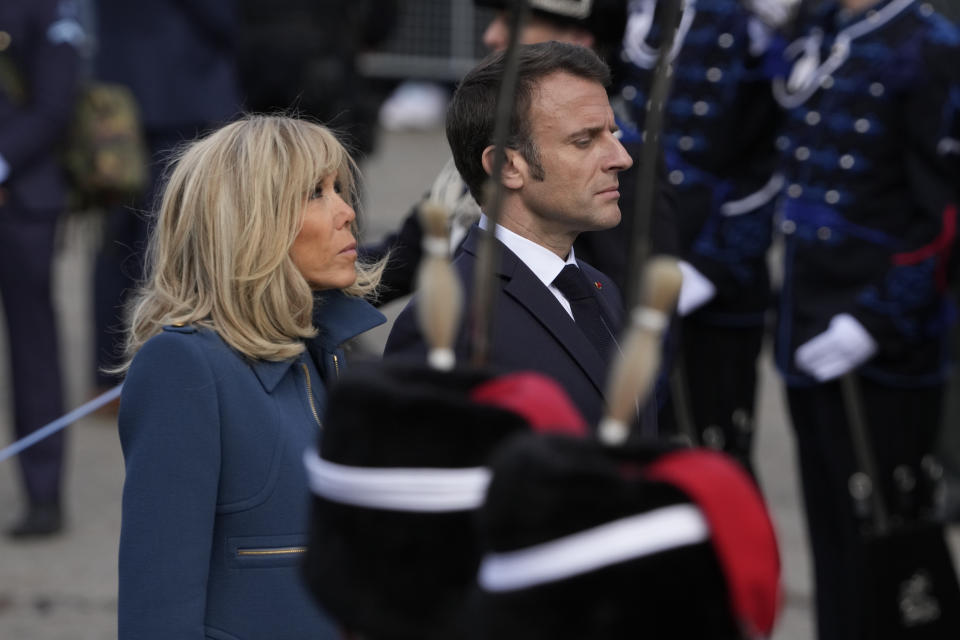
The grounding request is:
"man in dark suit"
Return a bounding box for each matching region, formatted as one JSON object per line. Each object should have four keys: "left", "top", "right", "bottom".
{"left": 385, "top": 42, "right": 637, "bottom": 428}
{"left": 0, "top": 0, "right": 83, "bottom": 536}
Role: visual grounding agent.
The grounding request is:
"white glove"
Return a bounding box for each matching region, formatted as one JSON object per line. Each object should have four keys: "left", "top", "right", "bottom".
{"left": 795, "top": 313, "right": 878, "bottom": 382}
{"left": 676, "top": 260, "right": 717, "bottom": 316}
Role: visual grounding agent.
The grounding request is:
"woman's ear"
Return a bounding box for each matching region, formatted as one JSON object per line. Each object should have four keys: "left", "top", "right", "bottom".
{"left": 481, "top": 145, "right": 525, "bottom": 190}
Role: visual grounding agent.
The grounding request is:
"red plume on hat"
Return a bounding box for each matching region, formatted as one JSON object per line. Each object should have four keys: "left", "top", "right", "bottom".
{"left": 647, "top": 448, "right": 782, "bottom": 637}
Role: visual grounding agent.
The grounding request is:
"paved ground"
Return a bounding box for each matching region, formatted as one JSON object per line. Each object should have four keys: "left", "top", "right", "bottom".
{"left": 0, "top": 126, "right": 956, "bottom": 639}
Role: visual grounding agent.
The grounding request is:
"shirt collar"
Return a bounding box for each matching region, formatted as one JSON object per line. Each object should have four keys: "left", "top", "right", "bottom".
{"left": 479, "top": 214, "right": 577, "bottom": 289}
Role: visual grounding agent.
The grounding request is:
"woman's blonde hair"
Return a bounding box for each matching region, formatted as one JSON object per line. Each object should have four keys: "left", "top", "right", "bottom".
{"left": 116, "top": 115, "right": 384, "bottom": 371}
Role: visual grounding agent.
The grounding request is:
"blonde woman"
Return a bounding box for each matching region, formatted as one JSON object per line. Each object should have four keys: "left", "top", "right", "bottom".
{"left": 116, "top": 115, "right": 385, "bottom": 640}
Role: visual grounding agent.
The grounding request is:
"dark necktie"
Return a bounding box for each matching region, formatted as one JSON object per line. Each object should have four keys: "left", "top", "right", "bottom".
{"left": 552, "top": 264, "right": 612, "bottom": 360}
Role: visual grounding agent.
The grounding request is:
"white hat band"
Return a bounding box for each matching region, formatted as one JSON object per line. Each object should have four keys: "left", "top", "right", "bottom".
{"left": 478, "top": 504, "right": 709, "bottom": 592}
{"left": 304, "top": 448, "right": 491, "bottom": 512}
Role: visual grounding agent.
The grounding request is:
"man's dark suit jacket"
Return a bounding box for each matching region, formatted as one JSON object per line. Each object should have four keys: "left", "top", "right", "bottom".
{"left": 384, "top": 225, "right": 626, "bottom": 428}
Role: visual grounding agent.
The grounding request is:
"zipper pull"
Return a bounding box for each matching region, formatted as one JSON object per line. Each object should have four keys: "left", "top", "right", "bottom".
{"left": 300, "top": 362, "right": 323, "bottom": 428}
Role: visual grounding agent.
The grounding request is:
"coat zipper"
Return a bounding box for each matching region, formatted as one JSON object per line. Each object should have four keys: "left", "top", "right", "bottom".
{"left": 332, "top": 354, "right": 340, "bottom": 379}
{"left": 237, "top": 546, "right": 306, "bottom": 557}
{"left": 301, "top": 363, "right": 322, "bottom": 428}
{"left": 234, "top": 360, "right": 322, "bottom": 561}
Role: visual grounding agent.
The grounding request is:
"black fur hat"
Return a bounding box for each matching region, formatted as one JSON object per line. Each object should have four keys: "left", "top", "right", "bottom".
{"left": 471, "top": 434, "right": 781, "bottom": 639}
{"left": 474, "top": 0, "right": 629, "bottom": 57}
{"left": 303, "top": 362, "right": 588, "bottom": 640}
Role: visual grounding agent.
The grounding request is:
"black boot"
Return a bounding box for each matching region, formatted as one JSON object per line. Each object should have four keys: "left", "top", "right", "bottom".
{"left": 7, "top": 503, "right": 63, "bottom": 538}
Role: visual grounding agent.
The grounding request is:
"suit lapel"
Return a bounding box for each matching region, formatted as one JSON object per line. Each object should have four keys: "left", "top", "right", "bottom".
{"left": 578, "top": 260, "right": 624, "bottom": 342}
{"left": 461, "top": 227, "right": 610, "bottom": 397}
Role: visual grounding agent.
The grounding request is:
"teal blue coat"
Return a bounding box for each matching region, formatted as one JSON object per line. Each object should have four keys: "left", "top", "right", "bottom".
{"left": 118, "top": 291, "right": 385, "bottom": 640}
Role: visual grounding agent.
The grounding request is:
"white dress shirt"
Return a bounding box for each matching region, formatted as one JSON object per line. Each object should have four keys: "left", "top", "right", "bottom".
{"left": 479, "top": 214, "right": 578, "bottom": 318}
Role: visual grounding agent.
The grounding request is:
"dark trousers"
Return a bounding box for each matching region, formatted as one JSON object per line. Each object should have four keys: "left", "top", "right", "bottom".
{"left": 0, "top": 209, "right": 65, "bottom": 506}
{"left": 93, "top": 205, "right": 149, "bottom": 384}
{"left": 936, "top": 319, "right": 960, "bottom": 514}
{"left": 787, "top": 378, "right": 943, "bottom": 640}
{"left": 661, "top": 319, "right": 765, "bottom": 472}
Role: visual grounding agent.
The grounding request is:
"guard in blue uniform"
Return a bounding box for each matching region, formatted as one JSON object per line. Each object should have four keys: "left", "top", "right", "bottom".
{"left": 772, "top": 1, "right": 960, "bottom": 638}
{"left": 616, "top": 0, "right": 788, "bottom": 469}
{"left": 0, "top": 0, "right": 83, "bottom": 537}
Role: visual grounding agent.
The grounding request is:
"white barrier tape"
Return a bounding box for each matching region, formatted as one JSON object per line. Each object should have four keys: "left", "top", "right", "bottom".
{"left": 0, "top": 384, "right": 123, "bottom": 462}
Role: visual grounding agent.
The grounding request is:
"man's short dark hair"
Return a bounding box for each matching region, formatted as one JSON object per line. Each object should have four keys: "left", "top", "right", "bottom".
{"left": 446, "top": 41, "right": 611, "bottom": 206}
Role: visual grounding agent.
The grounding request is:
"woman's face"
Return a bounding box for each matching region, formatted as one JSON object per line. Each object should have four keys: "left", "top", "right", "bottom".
{"left": 290, "top": 172, "right": 358, "bottom": 290}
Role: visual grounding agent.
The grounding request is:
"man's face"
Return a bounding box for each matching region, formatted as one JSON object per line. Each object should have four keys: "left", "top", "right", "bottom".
{"left": 483, "top": 11, "right": 594, "bottom": 51}
{"left": 514, "top": 71, "right": 632, "bottom": 237}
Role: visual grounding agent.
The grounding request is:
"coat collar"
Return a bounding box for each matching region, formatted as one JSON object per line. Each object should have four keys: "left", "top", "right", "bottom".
{"left": 311, "top": 289, "right": 387, "bottom": 350}
{"left": 250, "top": 290, "right": 386, "bottom": 392}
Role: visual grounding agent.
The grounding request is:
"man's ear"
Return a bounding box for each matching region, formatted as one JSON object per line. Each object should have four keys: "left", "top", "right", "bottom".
{"left": 481, "top": 145, "right": 525, "bottom": 190}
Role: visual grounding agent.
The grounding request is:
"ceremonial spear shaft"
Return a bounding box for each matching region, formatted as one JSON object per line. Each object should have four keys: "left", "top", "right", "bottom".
{"left": 470, "top": 0, "right": 529, "bottom": 366}
{"left": 602, "top": 0, "right": 685, "bottom": 444}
